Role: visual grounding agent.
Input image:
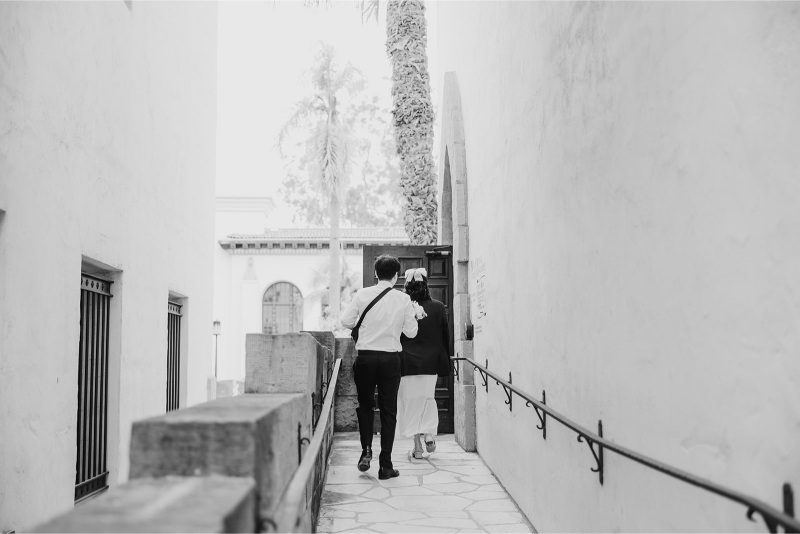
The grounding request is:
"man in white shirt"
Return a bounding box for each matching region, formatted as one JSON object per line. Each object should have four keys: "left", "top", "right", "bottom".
{"left": 341, "top": 254, "right": 418, "bottom": 479}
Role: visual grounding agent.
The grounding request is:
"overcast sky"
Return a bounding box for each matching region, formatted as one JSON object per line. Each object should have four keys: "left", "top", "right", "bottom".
{"left": 215, "top": 0, "right": 440, "bottom": 229}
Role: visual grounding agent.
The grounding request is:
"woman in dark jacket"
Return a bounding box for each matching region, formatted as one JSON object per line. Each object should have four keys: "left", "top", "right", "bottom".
{"left": 397, "top": 268, "right": 449, "bottom": 459}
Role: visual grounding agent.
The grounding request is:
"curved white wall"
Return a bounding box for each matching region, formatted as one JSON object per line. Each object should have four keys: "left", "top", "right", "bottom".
{"left": 436, "top": 2, "right": 800, "bottom": 531}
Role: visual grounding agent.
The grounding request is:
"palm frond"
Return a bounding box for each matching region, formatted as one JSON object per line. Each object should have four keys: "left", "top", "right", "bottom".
{"left": 358, "top": 0, "right": 380, "bottom": 23}
{"left": 276, "top": 98, "right": 321, "bottom": 156}
{"left": 333, "top": 62, "right": 365, "bottom": 95}
{"left": 302, "top": 288, "right": 328, "bottom": 306}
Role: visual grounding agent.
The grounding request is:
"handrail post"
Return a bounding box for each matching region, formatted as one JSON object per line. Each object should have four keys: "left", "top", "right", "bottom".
{"left": 542, "top": 391, "right": 547, "bottom": 440}
{"left": 786, "top": 484, "right": 796, "bottom": 534}
{"left": 598, "top": 420, "right": 604, "bottom": 486}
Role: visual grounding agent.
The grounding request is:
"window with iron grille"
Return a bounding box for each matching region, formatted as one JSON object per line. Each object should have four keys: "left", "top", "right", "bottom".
{"left": 262, "top": 282, "right": 303, "bottom": 334}
{"left": 166, "top": 302, "right": 182, "bottom": 412}
{"left": 75, "top": 273, "right": 112, "bottom": 503}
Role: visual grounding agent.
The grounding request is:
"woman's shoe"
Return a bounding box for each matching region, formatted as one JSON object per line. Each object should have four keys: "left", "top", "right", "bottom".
{"left": 410, "top": 433, "right": 424, "bottom": 459}
{"left": 424, "top": 434, "right": 436, "bottom": 453}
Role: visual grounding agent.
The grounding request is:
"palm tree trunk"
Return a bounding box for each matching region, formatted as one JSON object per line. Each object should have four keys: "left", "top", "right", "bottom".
{"left": 387, "top": 0, "right": 438, "bottom": 245}
{"left": 329, "top": 190, "right": 341, "bottom": 326}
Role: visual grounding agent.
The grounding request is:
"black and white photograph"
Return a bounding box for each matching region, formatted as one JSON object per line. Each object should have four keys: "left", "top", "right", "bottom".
{"left": 1, "top": 0, "right": 799, "bottom": 532}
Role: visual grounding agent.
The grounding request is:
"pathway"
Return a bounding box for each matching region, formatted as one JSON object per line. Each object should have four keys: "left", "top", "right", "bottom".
{"left": 317, "top": 432, "right": 536, "bottom": 533}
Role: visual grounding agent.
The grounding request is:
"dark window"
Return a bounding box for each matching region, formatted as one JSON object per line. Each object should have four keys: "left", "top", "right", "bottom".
{"left": 262, "top": 282, "right": 303, "bottom": 334}
{"left": 75, "top": 274, "right": 112, "bottom": 503}
{"left": 166, "top": 302, "right": 182, "bottom": 412}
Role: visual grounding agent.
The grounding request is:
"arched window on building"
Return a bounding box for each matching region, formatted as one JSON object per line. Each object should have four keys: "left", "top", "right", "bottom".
{"left": 262, "top": 282, "right": 303, "bottom": 334}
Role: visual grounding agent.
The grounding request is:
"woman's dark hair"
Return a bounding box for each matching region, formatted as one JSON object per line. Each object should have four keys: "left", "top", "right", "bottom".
{"left": 405, "top": 276, "right": 431, "bottom": 303}
{"left": 374, "top": 254, "right": 401, "bottom": 281}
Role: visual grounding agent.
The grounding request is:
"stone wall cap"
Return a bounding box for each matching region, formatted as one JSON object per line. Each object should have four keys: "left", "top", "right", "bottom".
{"left": 33, "top": 476, "right": 255, "bottom": 533}
{"left": 133, "top": 394, "right": 303, "bottom": 425}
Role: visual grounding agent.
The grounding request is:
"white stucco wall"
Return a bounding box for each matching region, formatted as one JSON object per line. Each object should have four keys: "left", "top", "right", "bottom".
{"left": 436, "top": 2, "right": 800, "bottom": 532}
{"left": 214, "top": 250, "right": 364, "bottom": 380}
{"left": 0, "top": 2, "right": 218, "bottom": 530}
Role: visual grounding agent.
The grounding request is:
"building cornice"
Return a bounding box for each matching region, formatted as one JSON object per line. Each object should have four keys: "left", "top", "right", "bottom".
{"left": 218, "top": 227, "right": 409, "bottom": 254}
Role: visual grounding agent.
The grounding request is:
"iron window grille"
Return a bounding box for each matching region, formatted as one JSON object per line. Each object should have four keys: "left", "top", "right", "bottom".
{"left": 75, "top": 274, "right": 112, "bottom": 503}
{"left": 166, "top": 302, "right": 182, "bottom": 412}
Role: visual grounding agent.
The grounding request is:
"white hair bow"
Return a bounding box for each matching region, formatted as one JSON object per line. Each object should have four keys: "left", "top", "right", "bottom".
{"left": 404, "top": 268, "right": 427, "bottom": 281}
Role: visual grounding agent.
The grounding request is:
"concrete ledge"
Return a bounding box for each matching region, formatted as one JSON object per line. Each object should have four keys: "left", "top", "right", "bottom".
{"left": 246, "top": 333, "right": 322, "bottom": 396}
{"left": 129, "top": 394, "right": 307, "bottom": 519}
{"left": 34, "top": 476, "right": 255, "bottom": 533}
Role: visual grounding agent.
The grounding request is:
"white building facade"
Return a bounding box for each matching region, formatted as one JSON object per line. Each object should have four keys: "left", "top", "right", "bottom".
{"left": 0, "top": 3, "right": 218, "bottom": 530}
{"left": 213, "top": 200, "right": 408, "bottom": 381}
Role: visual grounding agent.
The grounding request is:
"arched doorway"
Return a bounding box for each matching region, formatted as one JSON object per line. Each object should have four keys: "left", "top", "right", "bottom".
{"left": 437, "top": 72, "right": 476, "bottom": 451}
{"left": 262, "top": 282, "right": 303, "bottom": 334}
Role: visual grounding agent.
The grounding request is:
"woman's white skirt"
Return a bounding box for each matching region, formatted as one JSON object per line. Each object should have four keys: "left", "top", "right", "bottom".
{"left": 397, "top": 374, "right": 439, "bottom": 438}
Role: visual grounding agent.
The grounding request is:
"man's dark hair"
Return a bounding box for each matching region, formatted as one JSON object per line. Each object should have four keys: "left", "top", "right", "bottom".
{"left": 374, "top": 254, "right": 401, "bottom": 281}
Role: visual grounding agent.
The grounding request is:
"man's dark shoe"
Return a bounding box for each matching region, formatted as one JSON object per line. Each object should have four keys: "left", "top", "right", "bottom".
{"left": 358, "top": 449, "right": 372, "bottom": 472}
{"left": 378, "top": 467, "right": 400, "bottom": 480}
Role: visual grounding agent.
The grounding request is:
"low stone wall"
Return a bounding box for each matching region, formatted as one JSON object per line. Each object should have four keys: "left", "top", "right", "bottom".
{"left": 35, "top": 332, "right": 336, "bottom": 533}
{"left": 245, "top": 333, "right": 323, "bottom": 398}
{"left": 130, "top": 393, "right": 308, "bottom": 522}
{"left": 34, "top": 476, "right": 256, "bottom": 533}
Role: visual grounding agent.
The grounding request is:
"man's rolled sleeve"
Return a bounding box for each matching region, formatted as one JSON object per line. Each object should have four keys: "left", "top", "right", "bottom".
{"left": 402, "top": 298, "right": 419, "bottom": 338}
{"left": 341, "top": 294, "right": 359, "bottom": 329}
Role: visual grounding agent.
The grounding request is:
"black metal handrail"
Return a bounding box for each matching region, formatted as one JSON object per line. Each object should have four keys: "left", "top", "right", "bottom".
{"left": 269, "top": 358, "right": 341, "bottom": 533}
{"left": 451, "top": 357, "right": 799, "bottom": 533}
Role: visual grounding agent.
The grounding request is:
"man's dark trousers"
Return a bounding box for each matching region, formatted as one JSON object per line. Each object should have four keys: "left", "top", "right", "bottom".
{"left": 353, "top": 350, "right": 402, "bottom": 469}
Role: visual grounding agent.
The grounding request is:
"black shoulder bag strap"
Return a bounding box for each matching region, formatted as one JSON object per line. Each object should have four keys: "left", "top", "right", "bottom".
{"left": 351, "top": 287, "right": 393, "bottom": 343}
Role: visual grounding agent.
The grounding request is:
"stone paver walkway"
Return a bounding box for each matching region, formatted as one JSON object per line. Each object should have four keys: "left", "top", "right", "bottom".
{"left": 317, "top": 432, "right": 535, "bottom": 533}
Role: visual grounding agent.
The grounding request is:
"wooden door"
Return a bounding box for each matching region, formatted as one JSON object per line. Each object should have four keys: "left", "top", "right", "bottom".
{"left": 362, "top": 245, "right": 455, "bottom": 434}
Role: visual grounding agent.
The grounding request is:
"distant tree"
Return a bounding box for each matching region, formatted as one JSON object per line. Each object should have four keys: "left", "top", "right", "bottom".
{"left": 281, "top": 95, "right": 404, "bottom": 228}
{"left": 303, "top": 259, "right": 363, "bottom": 336}
{"left": 278, "top": 43, "right": 362, "bottom": 327}
{"left": 301, "top": 1, "right": 439, "bottom": 244}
